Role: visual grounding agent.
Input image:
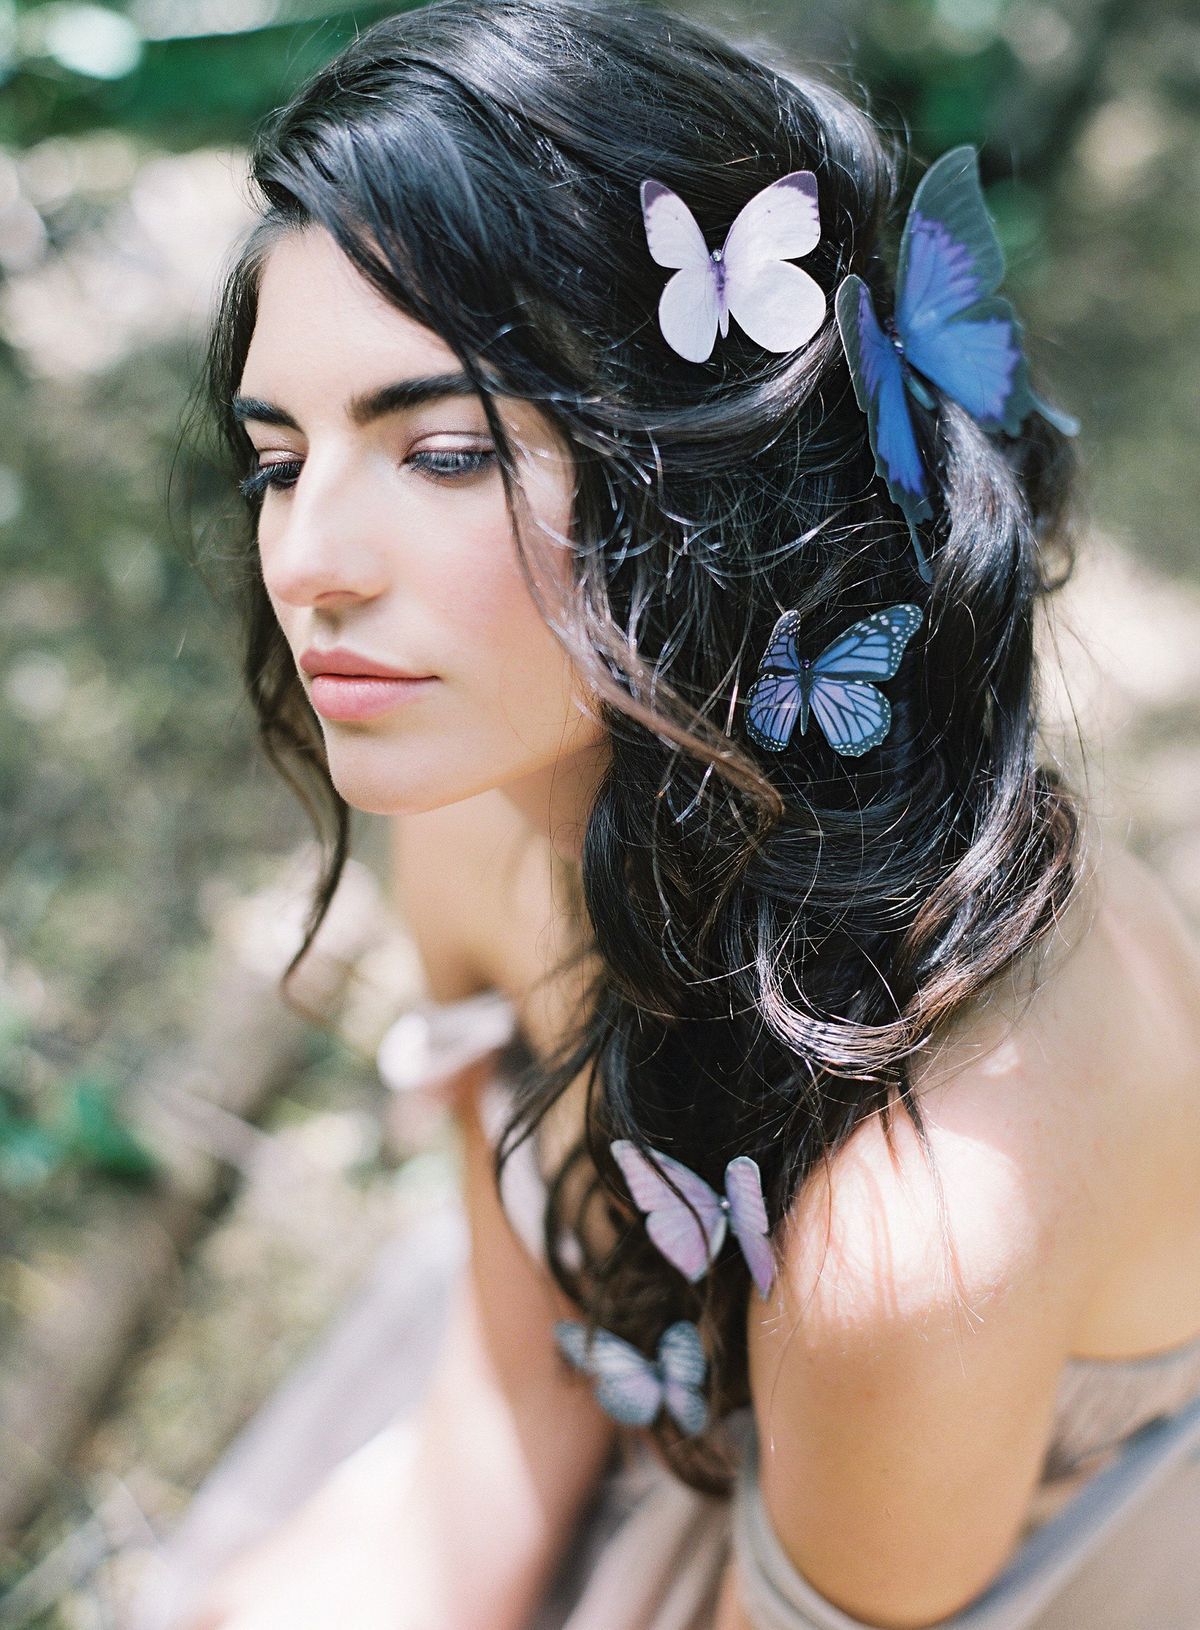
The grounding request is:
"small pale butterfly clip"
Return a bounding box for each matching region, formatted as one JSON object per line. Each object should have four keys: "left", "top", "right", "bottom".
{"left": 640, "top": 171, "right": 826, "bottom": 364}
{"left": 611, "top": 1138, "right": 776, "bottom": 1299}
{"left": 554, "top": 1317, "right": 710, "bottom": 1435}
{"left": 744, "top": 604, "right": 924, "bottom": 758}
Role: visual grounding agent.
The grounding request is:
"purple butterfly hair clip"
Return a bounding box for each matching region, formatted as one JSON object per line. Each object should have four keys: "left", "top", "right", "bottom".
{"left": 640, "top": 171, "right": 826, "bottom": 364}
{"left": 554, "top": 1317, "right": 709, "bottom": 1436}
{"left": 744, "top": 604, "right": 923, "bottom": 758}
{"left": 611, "top": 1138, "right": 776, "bottom": 1299}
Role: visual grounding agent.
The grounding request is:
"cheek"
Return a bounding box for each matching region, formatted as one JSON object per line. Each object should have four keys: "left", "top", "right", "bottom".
{"left": 428, "top": 503, "right": 583, "bottom": 729}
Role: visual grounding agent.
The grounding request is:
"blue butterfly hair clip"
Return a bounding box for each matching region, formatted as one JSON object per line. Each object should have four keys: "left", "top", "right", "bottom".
{"left": 835, "top": 145, "right": 1079, "bottom": 582}
{"left": 744, "top": 603, "right": 923, "bottom": 757}
{"left": 554, "top": 1317, "right": 710, "bottom": 1435}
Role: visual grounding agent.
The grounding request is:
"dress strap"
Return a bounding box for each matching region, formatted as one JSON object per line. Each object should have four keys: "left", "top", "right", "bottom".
{"left": 376, "top": 990, "right": 519, "bottom": 1146}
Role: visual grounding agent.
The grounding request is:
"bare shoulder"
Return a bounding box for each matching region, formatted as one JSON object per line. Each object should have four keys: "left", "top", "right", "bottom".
{"left": 767, "top": 829, "right": 1200, "bottom": 1355}
{"left": 739, "top": 833, "right": 1200, "bottom": 1627}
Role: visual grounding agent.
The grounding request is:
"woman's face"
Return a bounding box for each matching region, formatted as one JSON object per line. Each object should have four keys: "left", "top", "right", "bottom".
{"left": 235, "top": 225, "right": 608, "bottom": 844}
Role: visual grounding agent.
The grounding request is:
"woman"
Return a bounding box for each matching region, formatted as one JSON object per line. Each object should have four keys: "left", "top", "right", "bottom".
{"left": 184, "top": 1, "right": 1200, "bottom": 1625}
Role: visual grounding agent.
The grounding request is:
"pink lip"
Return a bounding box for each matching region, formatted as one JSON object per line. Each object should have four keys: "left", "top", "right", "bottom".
{"left": 309, "top": 675, "right": 437, "bottom": 722}
{"left": 298, "top": 645, "right": 435, "bottom": 680}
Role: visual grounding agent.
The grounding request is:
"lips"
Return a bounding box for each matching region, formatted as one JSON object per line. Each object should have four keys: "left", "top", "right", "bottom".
{"left": 298, "top": 645, "right": 434, "bottom": 680}
{"left": 307, "top": 673, "right": 438, "bottom": 723}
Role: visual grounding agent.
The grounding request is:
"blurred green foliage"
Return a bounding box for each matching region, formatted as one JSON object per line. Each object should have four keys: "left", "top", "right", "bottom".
{"left": 1, "top": 2, "right": 417, "bottom": 149}
{"left": 0, "top": 981, "right": 154, "bottom": 1204}
{"left": 0, "top": 1070, "right": 155, "bottom": 1191}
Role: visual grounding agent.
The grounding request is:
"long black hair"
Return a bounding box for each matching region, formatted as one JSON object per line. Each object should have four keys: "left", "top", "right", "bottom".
{"left": 203, "top": 0, "right": 1081, "bottom": 1494}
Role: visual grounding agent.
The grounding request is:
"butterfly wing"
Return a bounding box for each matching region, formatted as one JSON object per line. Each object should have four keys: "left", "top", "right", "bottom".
{"left": 640, "top": 178, "right": 711, "bottom": 269}
{"left": 835, "top": 276, "right": 932, "bottom": 546}
{"left": 894, "top": 146, "right": 1033, "bottom": 434}
{"left": 745, "top": 669, "right": 806, "bottom": 752}
{"left": 640, "top": 179, "right": 720, "bottom": 363}
{"left": 807, "top": 679, "right": 892, "bottom": 758}
{"left": 656, "top": 265, "right": 722, "bottom": 364}
{"left": 903, "top": 297, "right": 1028, "bottom": 433}
{"left": 806, "top": 605, "right": 924, "bottom": 758}
{"left": 896, "top": 147, "right": 1003, "bottom": 332}
{"left": 657, "top": 1320, "right": 710, "bottom": 1436}
{"left": 744, "top": 608, "right": 806, "bottom": 752}
{"left": 722, "top": 171, "right": 822, "bottom": 264}
{"left": 610, "top": 1139, "right": 727, "bottom": 1280}
{"left": 554, "top": 1320, "right": 664, "bottom": 1428}
{"left": 725, "top": 260, "right": 826, "bottom": 354}
{"left": 721, "top": 171, "right": 826, "bottom": 353}
{"left": 723, "top": 1155, "right": 776, "bottom": 1299}
{"left": 810, "top": 605, "right": 924, "bottom": 682}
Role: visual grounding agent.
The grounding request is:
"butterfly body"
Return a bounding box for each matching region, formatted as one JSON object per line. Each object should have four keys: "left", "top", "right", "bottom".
{"left": 554, "top": 1317, "right": 710, "bottom": 1435}
{"left": 835, "top": 145, "right": 1078, "bottom": 579}
{"left": 744, "top": 603, "right": 924, "bottom": 758}
{"left": 610, "top": 1138, "right": 776, "bottom": 1299}
{"left": 640, "top": 172, "right": 826, "bottom": 364}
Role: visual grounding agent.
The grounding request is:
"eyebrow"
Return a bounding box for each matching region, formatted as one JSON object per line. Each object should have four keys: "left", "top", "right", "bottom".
{"left": 230, "top": 371, "right": 484, "bottom": 430}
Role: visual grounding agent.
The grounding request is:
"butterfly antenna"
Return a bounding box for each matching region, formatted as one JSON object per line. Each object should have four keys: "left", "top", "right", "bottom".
{"left": 907, "top": 519, "right": 933, "bottom": 584}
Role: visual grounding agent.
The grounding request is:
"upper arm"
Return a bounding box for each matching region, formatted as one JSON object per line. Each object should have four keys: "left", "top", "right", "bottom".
{"left": 740, "top": 1062, "right": 1101, "bottom": 1630}
{"left": 389, "top": 803, "right": 620, "bottom": 1603}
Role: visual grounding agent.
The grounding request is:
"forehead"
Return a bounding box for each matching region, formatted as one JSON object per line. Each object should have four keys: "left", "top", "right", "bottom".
{"left": 241, "top": 224, "right": 462, "bottom": 388}
{"left": 235, "top": 222, "right": 573, "bottom": 478}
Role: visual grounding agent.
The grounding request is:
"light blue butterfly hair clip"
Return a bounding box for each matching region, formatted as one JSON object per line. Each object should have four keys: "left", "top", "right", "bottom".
{"left": 610, "top": 1138, "right": 776, "bottom": 1299}
{"left": 834, "top": 145, "right": 1079, "bottom": 582}
{"left": 744, "top": 603, "right": 923, "bottom": 757}
{"left": 554, "top": 1317, "right": 710, "bottom": 1435}
{"left": 640, "top": 171, "right": 826, "bottom": 364}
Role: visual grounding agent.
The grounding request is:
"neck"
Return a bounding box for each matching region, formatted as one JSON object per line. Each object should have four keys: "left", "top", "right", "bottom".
{"left": 497, "top": 738, "right": 610, "bottom": 866}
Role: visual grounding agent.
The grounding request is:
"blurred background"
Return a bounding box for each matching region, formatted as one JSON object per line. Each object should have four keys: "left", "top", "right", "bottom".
{"left": 0, "top": 0, "right": 1197, "bottom": 1622}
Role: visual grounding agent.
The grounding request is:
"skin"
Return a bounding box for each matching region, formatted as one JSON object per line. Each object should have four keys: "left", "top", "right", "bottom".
{"left": 191, "top": 221, "right": 1200, "bottom": 1630}
{"left": 237, "top": 223, "right": 611, "bottom": 859}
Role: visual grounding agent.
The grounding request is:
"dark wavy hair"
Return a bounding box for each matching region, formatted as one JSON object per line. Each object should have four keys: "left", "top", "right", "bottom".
{"left": 202, "top": 0, "right": 1082, "bottom": 1495}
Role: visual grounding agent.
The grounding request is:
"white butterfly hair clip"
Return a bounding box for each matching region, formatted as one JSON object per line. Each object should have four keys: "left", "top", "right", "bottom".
{"left": 640, "top": 171, "right": 826, "bottom": 364}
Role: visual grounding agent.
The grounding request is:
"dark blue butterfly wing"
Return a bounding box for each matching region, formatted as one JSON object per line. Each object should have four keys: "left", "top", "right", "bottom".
{"left": 810, "top": 605, "right": 924, "bottom": 681}
{"left": 896, "top": 147, "right": 1003, "bottom": 329}
{"left": 744, "top": 609, "right": 806, "bottom": 752}
{"left": 808, "top": 681, "right": 893, "bottom": 758}
{"left": 835, "top": 275, "right": 932, "bottom": 530}
{"left": 807, "top": 605, "right": 924, "bottom": 758}
{"left": 894, "top": 146, "right": 1035, "bottom": 435}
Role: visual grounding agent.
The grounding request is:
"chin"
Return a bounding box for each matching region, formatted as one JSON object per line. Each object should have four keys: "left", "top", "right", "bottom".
{"left": 322, "top": 743, "right": 502, "bottom": 817}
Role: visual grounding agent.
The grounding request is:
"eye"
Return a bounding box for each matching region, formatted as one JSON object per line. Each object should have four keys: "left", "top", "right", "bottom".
{"left": 237, "top": 447, "right": 497, "bottom": 503}
{"left": 408, "top": 448, "right": 498, "bottom": 481}
{"left": 238, "top": 459, "right": 301, "bottom": 501}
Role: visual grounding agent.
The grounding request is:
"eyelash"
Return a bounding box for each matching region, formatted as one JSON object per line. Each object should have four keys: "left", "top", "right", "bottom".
{"left": 237, "top": 447, "right": 497, "bottom": 501}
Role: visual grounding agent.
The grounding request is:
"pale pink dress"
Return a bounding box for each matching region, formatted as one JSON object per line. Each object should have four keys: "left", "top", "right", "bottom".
{"left": 135, "top": 991, "right": 1200, "bottom": 1630}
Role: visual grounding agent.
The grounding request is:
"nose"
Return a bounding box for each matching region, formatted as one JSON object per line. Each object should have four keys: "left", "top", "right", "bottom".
{"left": 258, "top": 447, "right": 392, "bottom": 611}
